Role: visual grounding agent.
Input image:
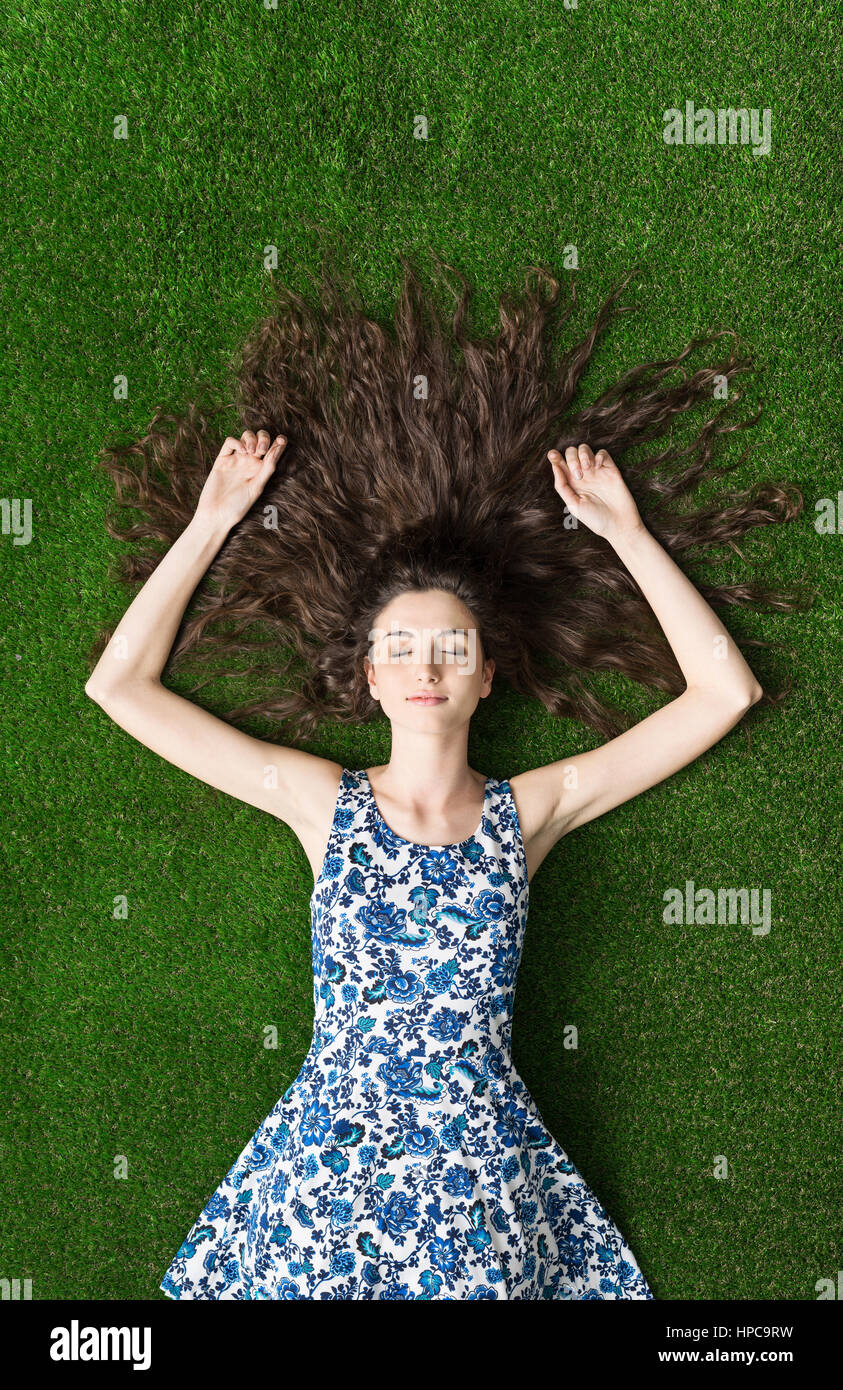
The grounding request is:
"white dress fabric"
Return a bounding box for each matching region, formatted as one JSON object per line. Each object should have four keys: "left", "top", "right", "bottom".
{"left": 160, "top": 767, "right": 654, "bottom": 1300}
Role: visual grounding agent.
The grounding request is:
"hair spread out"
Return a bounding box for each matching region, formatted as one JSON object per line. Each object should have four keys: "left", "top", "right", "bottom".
{"left": 89, "top": 250, "right": 812, "bottom": 741}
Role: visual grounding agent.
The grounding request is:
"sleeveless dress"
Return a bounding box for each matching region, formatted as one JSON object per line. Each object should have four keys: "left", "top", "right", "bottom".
{"left": 159, "top": 768, "right": 654, "bottom": 1300}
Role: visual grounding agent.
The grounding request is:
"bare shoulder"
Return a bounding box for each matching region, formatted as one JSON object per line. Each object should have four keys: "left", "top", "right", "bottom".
{"left": 266, "top": 750, "right": 344, "bottom": 885}
{"left": 507, "top": 765, "right": 570, "bottom": 885}
{"left": 268, "top": 749, "right": 344, "bottom": 833}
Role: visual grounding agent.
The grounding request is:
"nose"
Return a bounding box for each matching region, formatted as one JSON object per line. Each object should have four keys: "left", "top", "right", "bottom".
{"left": 411, "top": 666, "right": 440, "bottom": 690}
{"left": 410, "top": 659, "right": 439, "bottom": 681}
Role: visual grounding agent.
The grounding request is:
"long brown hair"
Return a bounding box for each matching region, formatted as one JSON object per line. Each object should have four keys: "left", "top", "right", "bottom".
{"left": 88, "top": 252, "right": 811, "bottom": 741}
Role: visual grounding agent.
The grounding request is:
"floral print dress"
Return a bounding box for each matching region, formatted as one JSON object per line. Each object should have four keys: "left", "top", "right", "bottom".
{"left": 159, "top": 768, "right": 654, "bottom": 1300}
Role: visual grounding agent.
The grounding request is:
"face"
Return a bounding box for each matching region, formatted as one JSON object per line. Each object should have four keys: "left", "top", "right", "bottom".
{"left": 363, "top": 589, "right": 494, "bottom": 726}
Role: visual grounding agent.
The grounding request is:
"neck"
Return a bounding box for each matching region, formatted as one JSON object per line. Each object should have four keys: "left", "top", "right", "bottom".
{"left": 370, "top": 728, "right": 482, "bottom": 809}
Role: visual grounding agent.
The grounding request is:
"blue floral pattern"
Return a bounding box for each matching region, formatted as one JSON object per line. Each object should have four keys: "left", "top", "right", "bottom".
{"left": 160, "top": 768, "right": 653, "bottom": 1300}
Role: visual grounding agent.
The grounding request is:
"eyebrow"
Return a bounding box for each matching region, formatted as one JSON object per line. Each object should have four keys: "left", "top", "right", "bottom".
{"left": 387, "top": 629, "right": 469, "bottom": 638}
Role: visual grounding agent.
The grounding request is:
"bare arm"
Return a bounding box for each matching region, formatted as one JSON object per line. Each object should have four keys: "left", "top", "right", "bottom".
{"left": 605, "top": 521, "right": 762, "bottom": 701}
{"left": 84, "top": 429, "right": 339, "bottom": 829}
{"left": 514, "top": 444, "right": 763, "bottom": 849}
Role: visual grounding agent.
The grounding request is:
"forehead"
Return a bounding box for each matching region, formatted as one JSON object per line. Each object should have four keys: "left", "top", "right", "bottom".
{"left": 375, "top": 590, "right": 476, "bottom": 628}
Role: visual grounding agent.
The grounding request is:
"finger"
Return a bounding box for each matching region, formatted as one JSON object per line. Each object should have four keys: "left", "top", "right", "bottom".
{"left": 548, "top": 449, "right": 570, "bottom": 480}
{"left": 549, "top": 448, "right": 575, "bottom": 476}
{"left": 254, "top": 429, "right": 272, "bottom": 455}
{"left": 257, "top": 434, "right": 287, "bottom": 467}
{"left": 220, "top": 436, "right": 244, "bottom": 456}
{"left": 548, "top": 452, "right": 578, "bottom": 498}
{"left": 579, "top": 443, "right": 595, "bottom": 470}
{"left": 255, "top": 439, "right": 285, "bottom": 483}
{"left": 565, "top": 446, "right": 582, "bottom": 479}
{"left": 241, "top": 430, "right": 258, "bottom": 454}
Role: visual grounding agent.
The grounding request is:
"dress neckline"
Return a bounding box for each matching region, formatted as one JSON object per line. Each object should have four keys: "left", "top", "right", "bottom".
{"left": 358, "top": 769, "right": 492, "bottom": 849}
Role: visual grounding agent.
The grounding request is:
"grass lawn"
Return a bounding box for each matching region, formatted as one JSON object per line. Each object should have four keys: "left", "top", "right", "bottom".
{"left": 2, "top": 0, "right": 839, "bottom": 1300}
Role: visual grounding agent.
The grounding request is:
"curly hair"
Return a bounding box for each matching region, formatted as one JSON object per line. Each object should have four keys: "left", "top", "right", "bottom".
{"left": 88, "top": 250, "right": 811, "bottom": 742}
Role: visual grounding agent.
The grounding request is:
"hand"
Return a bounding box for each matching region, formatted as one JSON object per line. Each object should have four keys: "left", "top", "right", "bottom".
{"left": 195, "top": 429, "right": 287, "bottom": 531}
{"left": 548, "top": 443, "right": 643, "bottom": 541}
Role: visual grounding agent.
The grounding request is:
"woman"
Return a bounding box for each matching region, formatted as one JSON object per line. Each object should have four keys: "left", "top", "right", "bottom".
{"left": 85, "top": 255, "right": 805, "bottom": 1298}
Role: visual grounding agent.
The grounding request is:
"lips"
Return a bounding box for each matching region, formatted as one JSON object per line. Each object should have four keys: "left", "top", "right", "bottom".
{"left": 408, "top": 695, "right": 447, "bottom": 705}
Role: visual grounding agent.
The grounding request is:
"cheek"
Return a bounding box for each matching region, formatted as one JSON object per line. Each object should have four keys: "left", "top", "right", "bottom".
{"left": 371, "top": 662, "right": 401, "bottom": 692}
{"left": 457, "top": 657, "right": 483, "bottom": 685}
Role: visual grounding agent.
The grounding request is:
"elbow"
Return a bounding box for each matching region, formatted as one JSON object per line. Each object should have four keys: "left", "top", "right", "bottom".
{"left": 85, "top": 674, "right": 153, "bottom": 704}
{"left": 728, "top": 681, "right": 763, "bottom": 711}
{"left": 85, "top": 676, "right": 113, "bottom": 704}
{"left": 731, "top": 682, "right": 763, "bottom": 714}
{"left": 689, "top": 681, "right": 763, "bottom": 710}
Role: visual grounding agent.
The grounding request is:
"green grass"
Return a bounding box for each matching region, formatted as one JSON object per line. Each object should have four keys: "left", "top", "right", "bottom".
{"left": 2, "top": 0, "right": 839, "bottom": 1301}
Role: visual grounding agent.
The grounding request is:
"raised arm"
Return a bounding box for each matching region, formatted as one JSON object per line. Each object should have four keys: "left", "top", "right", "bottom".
{"left": 84, "top": 428, "right": 340, "bottom": 832}
{"left": 511, "top": 444, "right": 763, "bottom": 861}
